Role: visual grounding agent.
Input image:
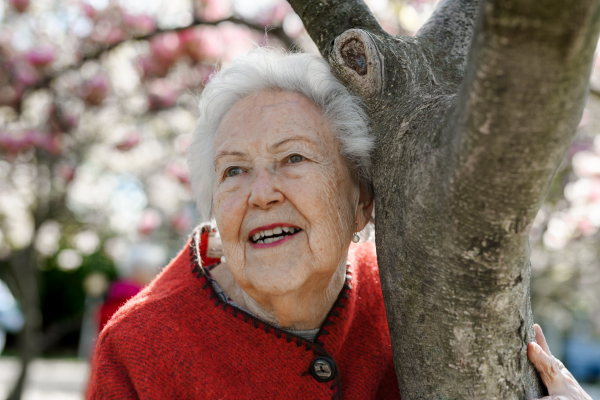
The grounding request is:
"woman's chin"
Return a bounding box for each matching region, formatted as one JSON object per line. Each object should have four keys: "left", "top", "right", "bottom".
{"left": 244, "top": 261, "right": 310, "bottom": 296}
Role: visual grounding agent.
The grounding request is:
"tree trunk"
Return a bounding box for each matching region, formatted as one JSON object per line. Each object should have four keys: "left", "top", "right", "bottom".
{"left": 287, "top": 0, "right": 600, "bottom": 398}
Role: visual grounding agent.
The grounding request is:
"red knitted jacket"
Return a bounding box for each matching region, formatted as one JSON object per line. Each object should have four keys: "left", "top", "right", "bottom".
{"left": 88, "top": 231, "right": 401, "bottom": 400}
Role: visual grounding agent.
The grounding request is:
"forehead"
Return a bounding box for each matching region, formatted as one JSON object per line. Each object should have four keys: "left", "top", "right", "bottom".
{"left": 214, "top": 91, "right": 334, "bottom": 151}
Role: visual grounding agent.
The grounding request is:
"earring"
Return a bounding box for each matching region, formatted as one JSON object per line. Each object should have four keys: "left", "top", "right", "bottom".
{"left": 220, "top": 256, "right": 226, "bottom": 263}
{"left": 352, "top": 233, "right": 360, "bottom": 243}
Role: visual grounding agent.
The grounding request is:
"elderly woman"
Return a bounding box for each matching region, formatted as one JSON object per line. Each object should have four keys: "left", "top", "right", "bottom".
{"left": 88, "top": 49, "right": 591, "bottom": 400}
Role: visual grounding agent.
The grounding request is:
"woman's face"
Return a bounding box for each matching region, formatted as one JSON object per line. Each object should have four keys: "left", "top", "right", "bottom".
{"left": 212, "top": 90, "right": 364, "bottom": 300}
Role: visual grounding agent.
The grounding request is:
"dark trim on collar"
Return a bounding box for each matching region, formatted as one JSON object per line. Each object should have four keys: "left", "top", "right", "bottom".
{"left": 188, "top": 226, "right": 351, "bottom": 400}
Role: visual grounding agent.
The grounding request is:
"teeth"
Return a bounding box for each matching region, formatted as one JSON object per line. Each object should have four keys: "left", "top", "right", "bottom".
{"left": 290, "top": 228, "right": 295, "bottom": 234}
{"left": 264, "top": 229, "right": 273, "bottom": 237}
{"left": 272, "top": 235, "right": 284, "bottom": 242}
{"left": 273, "top": 227, "right": 283, "bottom": 235}
{"left": 253, "top": 233, "right": 261, "bottom": 241}
{"left": 264, "top": 237, "right": 274, "bottom": 244}
{"left": 282, "top": 227, "right": 290, "bottom": 233}
{"left": 260, "top": 231, "right": 265, "bottom": 237}
{"left": 257, "top": 239, "right": 263, "bottom": 244}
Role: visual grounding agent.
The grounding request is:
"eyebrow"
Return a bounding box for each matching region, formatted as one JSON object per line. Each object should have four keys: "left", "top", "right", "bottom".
{"left": 268, "top": 135, "right": 317, "bottom": 152}
{"left": 214, "top": 150, "right": 247, "bottom": 165}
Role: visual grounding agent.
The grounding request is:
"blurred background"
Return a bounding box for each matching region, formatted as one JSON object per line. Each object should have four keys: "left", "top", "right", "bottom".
{"left": 0, "top": 0, "right": 598, "bottom": 398}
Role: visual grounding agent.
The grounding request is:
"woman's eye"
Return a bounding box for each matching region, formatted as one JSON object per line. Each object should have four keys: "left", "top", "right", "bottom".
{"left": 226, "top": 167, "right": 243, "bottom": 177}
{"left": 288, "top": 155, "right": 304, "bottom": 164}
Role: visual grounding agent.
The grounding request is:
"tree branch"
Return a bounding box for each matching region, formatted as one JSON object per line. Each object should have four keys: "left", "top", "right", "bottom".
{"left": 24, "top": 16, "right": 293, "bottom": 96}
{"left": 448, "top": 0, "right": 600, "bottom": 239}
{"left": 417, "top": 0, "right": 482, "bottom": 74}
{"left": 287, "top": 0, "right": 385, "bottom": 59}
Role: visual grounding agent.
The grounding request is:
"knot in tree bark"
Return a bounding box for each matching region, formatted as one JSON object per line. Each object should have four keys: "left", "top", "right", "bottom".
{"left": 341, "top": 38, "right": 368, "bottom": 75}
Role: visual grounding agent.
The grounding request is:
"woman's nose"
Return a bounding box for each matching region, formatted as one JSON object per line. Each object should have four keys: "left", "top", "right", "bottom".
{"left": 248, "top": 168, "right": 284, "bottom": 210}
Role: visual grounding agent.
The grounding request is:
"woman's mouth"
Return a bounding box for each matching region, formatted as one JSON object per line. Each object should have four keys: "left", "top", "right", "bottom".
{"left": 249, "top": 226, "right": 302, "bottom": 247}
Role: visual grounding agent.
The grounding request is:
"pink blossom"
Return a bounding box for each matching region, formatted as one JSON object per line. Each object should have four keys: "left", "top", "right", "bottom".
{"left": 166, "top": 162, "right": 190, "bottom": 185}
{"left": 105, "top": 27, "right": 126, "bottom": 45}
{"left": 565, "top": 178, "right": 600, "bottom": 203}
{"left": 115, "top": 131, "right": 141, "bottom": 151}
{"left": 150, "top": 33, "right": 181, "bottom": 64}
{"left": 255, "top": 1, "right": 291, "bottom": 26}
{"left": 196, "top": 0, "right": 231, "bottom": 22}
{"left": 13, "top": 62, "right": 39, "bottom": 87}
{"left": 146, "top": 80, "right": 179, "bottom": 109}
{"left": 0, "top": 132, "right": 25, "bottom": 153}
{"left": 123, "top": 14, "right": 156, "bottom": 35}
{"left": 170, "top": 211, "right": 192, "bottom": 233}
{"left": 180, "top": 26, "right": 223, "bottom": 63}
{"left": 83, "top": 4, "right": 97, "bottom": 19}
{"left": 577, "top": 218, "right": 597, "bottom": 237}
{"left": 9, "top": 0, "right": 29, "bottom": 13}
{"left": 219, "top": 22, "right": 254, "bottom": 62}
{"left": 136, "top": 55, "right": 171, "bottom": 78}
{"left": 58, "top": 164, "right": 76, "bottom": 183}
{"left": 25, "top": 47, "right": 55, "bottom": 67}
{"left": 138, "top": 209, "right": 162, "bottom": 235}
{"left": 80, "top": 73, "right": 109, "bottom": 106}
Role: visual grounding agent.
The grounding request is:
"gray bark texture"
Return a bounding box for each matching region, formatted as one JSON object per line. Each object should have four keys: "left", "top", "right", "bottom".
{"left": 287, "top": 0, "right": 600, "bottom": 398}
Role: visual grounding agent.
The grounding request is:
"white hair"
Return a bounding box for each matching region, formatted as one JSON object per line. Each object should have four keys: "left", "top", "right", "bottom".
{"left": 188, "top": 47, "right": 373, "bottom": 222}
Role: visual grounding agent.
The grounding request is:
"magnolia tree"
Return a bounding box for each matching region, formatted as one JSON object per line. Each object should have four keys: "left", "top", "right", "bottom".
{"left": 0, "top": 0, "right": 600, "bottom": 398}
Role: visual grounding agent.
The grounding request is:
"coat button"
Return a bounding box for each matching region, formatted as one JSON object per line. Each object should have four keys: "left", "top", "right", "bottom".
{"left": 310, "top": 356, "right": 336, "bottom": 382}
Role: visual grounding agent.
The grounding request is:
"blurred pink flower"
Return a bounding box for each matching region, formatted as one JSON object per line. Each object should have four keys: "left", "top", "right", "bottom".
{"left": 83, "top": 4, "right": 97, "bottom": 19}
{"left": 136, "top": 55, "right": 172, "bottom": 78}
{"left": 25, "top": 47, "right": 55, "bottom": 68}
{"left": 255, "top": 1, "right": 291, "bottom": 26}
{"left": 115, "top": 130, "right": 141, "bottom": 151}
{"left": 170, "top": 211, "right": 192, "bottom": 233}
{"left": 219, "top": 22, "right": 254, "bottom": 62}
{"left": 57, "top": 164, "right": 76, "bottom": 183}
{"left": 146, "top": 79, "right": 179, "bottom": 109}
{"left": 180, "top": 26, "right": 223, "bottom": 63}
{"left": 13, "top": 62, "right": 39, "bottom": 87}
{"left": 80, "top": 72, "right": 109, "bottom": 106}
{"left": 196, "top": 0, "right": 231, "bottom": 22}
{"left": 565, "top": 178, "right": 600, "bottom": 203}
{"left": 166, "top": 162, "right": 190, "bottom": 185}
{"left": 105, "top": 27, "right": 126, "bottom": 45}
{"left": 9, "top": 0, "right": 29, "bottom": 13}
{"left": 123, "top": 14, "right": 156, "bottom": 35}
{"left": 577, "top": 218, "right": 597, "bottom": 237}
{"left": 49, "top": 106, "right": 79, "bottom": 132}
{"left": 0, "top": 132, "right": 25, "bottom": 153}
{"left": 0, "top": 130, "right": 61, "bottom": 155}
{"left": 150, "top": 33, "right": 181, "bottom": 64}
{"left": 138, "top": 209, "right": 162, "bottom": 235}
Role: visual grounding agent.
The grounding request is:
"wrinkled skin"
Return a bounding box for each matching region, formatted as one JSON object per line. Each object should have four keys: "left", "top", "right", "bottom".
{"left": 528, "top": 325, "right": 592, "bottom": 400}
{"left": 210, "top": 90, "right": 373, "bottom": 330}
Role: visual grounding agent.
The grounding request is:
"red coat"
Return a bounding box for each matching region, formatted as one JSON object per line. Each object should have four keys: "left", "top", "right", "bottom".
{"left": 88, "top": 231, "right": 401, "bottom": 399}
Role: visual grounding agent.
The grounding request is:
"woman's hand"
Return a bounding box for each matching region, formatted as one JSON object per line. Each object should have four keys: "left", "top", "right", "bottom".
{"left": 528, "top": 324, "right": 592, "bottom": 400}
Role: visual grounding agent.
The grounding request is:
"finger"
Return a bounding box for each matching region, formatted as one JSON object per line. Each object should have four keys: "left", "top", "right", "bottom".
{"left": 534, "top": 324, "right": 552, "bottom": 356}
{"left": 528, "top": 342, "right": 561, "bottom": 388}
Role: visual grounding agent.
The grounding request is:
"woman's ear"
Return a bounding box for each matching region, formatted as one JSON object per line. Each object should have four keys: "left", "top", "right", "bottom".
{"left": 356, "top": 181, "right": 374, "bottom": 231}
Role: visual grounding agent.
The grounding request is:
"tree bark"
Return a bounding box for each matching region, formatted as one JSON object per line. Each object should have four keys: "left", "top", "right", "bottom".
{"left": 288, "top": 0, "right": 600, "bottom": 398}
